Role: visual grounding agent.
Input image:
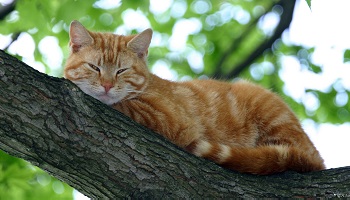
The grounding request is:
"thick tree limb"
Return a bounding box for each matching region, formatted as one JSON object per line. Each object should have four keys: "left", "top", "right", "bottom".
{"left": 0, "top": 50, "right": 349, "bottom": 198}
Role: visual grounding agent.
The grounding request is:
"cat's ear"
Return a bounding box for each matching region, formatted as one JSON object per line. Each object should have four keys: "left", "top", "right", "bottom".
{"left": 69, "top": 20, "right": 93, "bottom": 53}
{"left": 127, "top": 28, "right": 153, "bottom": 59}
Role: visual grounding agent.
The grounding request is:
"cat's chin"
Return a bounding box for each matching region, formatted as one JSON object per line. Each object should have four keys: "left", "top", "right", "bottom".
{"left": 95, "top": 94, "right": 120, "bottom": 106}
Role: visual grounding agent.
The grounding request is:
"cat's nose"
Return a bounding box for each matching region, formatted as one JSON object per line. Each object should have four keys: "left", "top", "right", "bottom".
{"left": 102, "top": 83, "right": 113, "bottom": 93}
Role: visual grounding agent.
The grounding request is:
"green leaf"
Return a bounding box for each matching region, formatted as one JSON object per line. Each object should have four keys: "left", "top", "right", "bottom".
{"left": 343, "top": 49, "right": 350, "bottom": 62}
{"left": 309, "top": 63, "right": 322, "bottom": 74}
{"left": 306, "top": 0, "right": 312, "bottom": 9}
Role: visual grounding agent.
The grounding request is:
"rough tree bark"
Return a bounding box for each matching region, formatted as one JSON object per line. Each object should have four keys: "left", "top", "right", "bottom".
{"left": 0, "top": 50, "right": 349, "bottom": 198}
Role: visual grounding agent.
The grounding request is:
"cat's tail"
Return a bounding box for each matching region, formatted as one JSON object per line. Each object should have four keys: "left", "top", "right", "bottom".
{"left": 185, "top": 140, "right": 325, "bottom": 175}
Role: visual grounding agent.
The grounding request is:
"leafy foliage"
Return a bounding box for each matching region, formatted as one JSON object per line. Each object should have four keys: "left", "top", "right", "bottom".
{"left": 306, "top": 0, "right": 312, "bottom": 9}
{"left": 0, "top": 150, "right": 73, "bottom": 200}
{"left": 0, "top": 0, "right": 349, "bottom": 198}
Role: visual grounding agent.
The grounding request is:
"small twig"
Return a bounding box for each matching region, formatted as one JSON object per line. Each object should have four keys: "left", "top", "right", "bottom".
{"left": 212, "top": 2, "right": 276, "bottom": 78}
{"left": 2, "top": 32, "right": 20, "bottom": 51}
{"left": 214, "top": 0, "right": 296, "bottom": 80}
{"left": 0, "top": 0, "right": 16, "bottom": 21}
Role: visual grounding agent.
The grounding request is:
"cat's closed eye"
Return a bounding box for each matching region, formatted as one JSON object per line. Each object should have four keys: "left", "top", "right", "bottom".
{"left": 117, "top": 68, "right": 128, "bottom": 75}
{"left": 88, "top": 63, "right": 100, "bottom": 72}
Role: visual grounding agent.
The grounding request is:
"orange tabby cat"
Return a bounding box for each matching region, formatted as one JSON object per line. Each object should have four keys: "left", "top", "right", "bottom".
{"left": 64, "top": 20, "right": 325, "bottom": 175}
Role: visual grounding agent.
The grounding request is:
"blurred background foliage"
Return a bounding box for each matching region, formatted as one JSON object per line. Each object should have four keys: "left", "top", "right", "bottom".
{"left": 0, "top": 0, "right": 349, "bottom": 199}
{"left": 0, "top": 151, "right": 73, "bottom": 199}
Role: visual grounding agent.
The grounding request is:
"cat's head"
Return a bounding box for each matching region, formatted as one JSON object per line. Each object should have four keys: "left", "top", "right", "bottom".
{"left": 64, "top": 20, "right": 152, "bottom": 105}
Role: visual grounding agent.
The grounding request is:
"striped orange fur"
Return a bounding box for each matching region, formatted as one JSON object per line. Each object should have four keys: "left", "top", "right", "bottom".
{"left": 64, "top": 20, "right": 325, "bottom": 175}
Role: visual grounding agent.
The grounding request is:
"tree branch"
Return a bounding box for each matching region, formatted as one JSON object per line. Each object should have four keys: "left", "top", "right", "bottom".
{"left": 212, "top": 1, "right": 276, "bottom": 78}
{"left": 0, "top": 50, "right": 349, "bottom": 198}
{"left": 214, "top": 0, "right": 296, "bottom": 79}
{"left": 0, "top": 0, "right": 16, "bottom": 21}
{"left": 1, "top": 32, "right": 20, "bottom": 51}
